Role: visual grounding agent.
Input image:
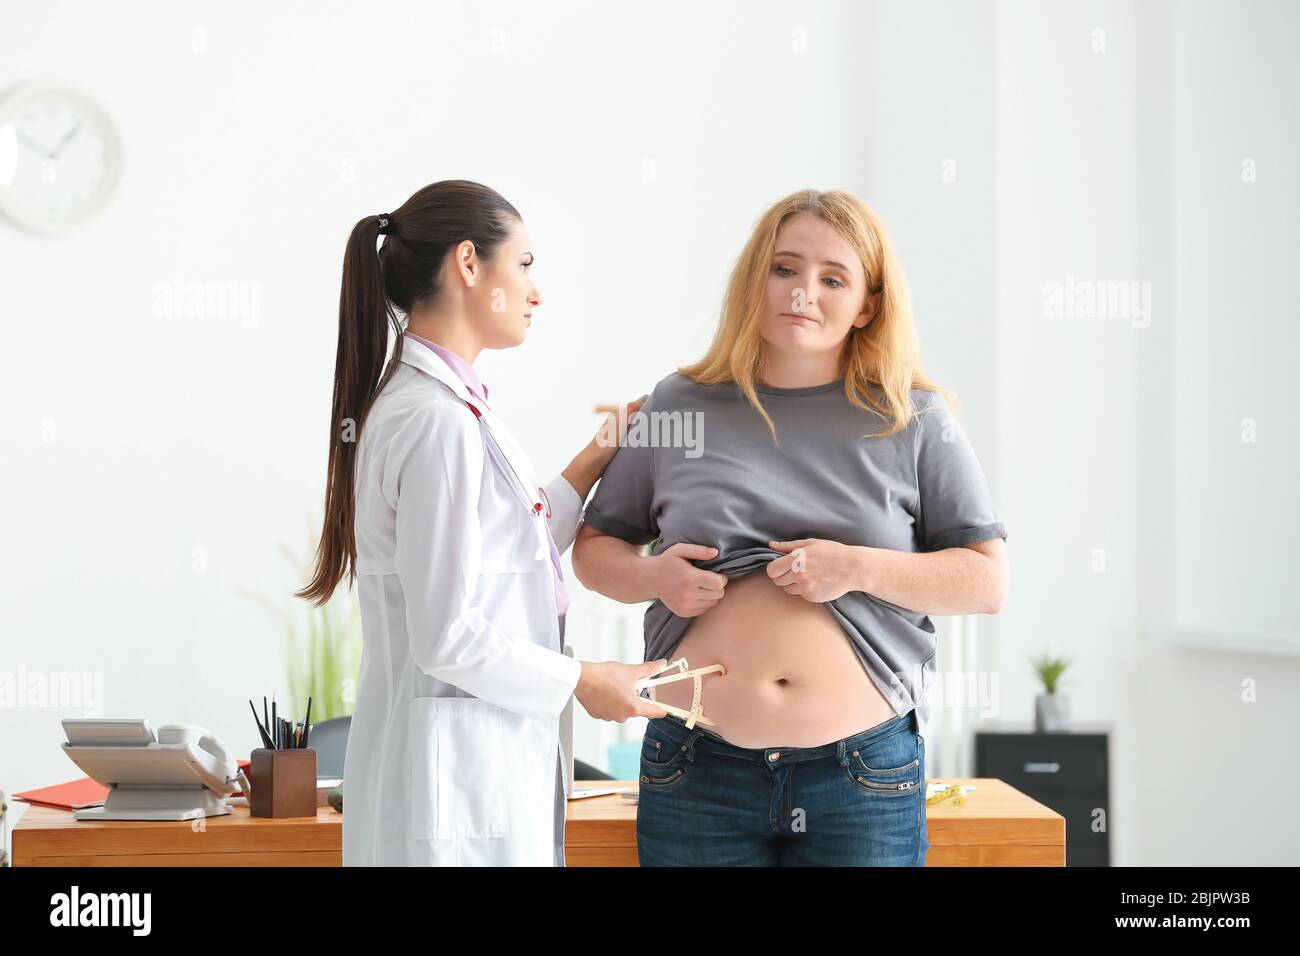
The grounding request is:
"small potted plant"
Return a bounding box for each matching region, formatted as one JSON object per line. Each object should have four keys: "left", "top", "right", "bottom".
{"left": 242, "top": 517, "right": 363, "bottom": 725}
{"left": 1031, "top": 654, "right": 1072, "bottom": 732}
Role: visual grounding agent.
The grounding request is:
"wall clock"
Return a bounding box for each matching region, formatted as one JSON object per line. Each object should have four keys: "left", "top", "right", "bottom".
{"left": 0, "top": 83, "right": 123, "bottom": 233}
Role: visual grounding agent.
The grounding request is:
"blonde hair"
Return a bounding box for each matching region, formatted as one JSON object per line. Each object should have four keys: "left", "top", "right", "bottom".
{"left": 679, "top": 188, "right": 957, "bottom": 446}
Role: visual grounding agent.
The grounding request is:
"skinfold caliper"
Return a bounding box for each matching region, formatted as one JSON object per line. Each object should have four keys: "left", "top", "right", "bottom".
{"left": 633, "top": 658, "right": 727, "bottom": 730}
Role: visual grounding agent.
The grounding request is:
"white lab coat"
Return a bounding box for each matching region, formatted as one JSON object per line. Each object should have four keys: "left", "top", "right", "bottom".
{"left": 342, "top": 337, "right": 584, "bottom": 866}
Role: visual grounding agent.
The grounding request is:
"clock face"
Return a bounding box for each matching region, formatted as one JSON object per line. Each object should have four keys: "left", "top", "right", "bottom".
{"left": 0, "top": 84, "right": 123, "bottom": 233}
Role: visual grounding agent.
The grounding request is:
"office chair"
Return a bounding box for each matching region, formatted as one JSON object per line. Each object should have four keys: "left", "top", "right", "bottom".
{"left": 574, "top": 759, "right": 614, "bottom": 781}
{"left": 308, "top": 716, "right": 351, "bottom": 778}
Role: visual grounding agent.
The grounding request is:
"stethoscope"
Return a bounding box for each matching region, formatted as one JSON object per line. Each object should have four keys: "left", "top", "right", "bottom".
{"left": 459, "top": 397, "right": 554, "bottom": 562}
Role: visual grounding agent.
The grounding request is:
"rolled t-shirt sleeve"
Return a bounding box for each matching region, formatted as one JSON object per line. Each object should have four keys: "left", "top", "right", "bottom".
{"left": 582, "top": 393, "right": 659, "bottom": 546}
{"left": 912, "top": 391, "right": 1007, "bottom": 552}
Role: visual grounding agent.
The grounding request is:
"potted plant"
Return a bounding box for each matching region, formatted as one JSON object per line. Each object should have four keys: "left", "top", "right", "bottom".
{"left": 1031, "top": 653, "right": 1072, "bottom": 732}
{"left": 242, "top": 518, "right": 363, "bottom": 724}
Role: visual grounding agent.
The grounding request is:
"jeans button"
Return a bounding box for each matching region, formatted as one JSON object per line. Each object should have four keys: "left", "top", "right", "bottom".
{"left": 768, "top": 752, "right": 780, "bottom": 762}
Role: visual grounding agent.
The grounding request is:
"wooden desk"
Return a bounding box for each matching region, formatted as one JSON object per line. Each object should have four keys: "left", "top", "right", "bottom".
{"left": 13, "top": 803, "right": 342, "bottom": 866}
{"left": 13, "top": 778, "right": 1063, "bottom": 866}
{"left": 565, "top": 777, "right": 1066, "bottom": 866}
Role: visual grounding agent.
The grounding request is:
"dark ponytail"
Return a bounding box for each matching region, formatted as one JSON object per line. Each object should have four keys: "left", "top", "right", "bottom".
{"left": 297, "top": 180, "right": 522, "bottom": 606}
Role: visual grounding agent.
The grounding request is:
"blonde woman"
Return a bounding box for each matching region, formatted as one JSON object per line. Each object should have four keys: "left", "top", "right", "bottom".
{"left": 572, "top": 189, "right": 1008, "bottom": 866}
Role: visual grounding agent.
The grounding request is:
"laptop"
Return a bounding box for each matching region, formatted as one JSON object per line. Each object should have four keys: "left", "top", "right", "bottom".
{"left": 561, "top": 644, "right": 630, "bottom": 800}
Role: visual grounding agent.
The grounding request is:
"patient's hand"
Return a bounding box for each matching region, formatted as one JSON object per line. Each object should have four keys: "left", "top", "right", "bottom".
{"left": 766, "top": 538, "right": 859, "bottom": 603}
{"left": 647, "top": 542, "right": 727, "bottom": 617}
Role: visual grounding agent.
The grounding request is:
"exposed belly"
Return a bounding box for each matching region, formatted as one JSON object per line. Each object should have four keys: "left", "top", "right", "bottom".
{"left": 650, "top": 569, "right": 897, "bottom": 748}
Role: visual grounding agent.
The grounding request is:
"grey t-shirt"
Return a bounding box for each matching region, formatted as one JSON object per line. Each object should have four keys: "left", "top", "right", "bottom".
{"left": 581, "top": 372, "right": 1008, "bottom": 736}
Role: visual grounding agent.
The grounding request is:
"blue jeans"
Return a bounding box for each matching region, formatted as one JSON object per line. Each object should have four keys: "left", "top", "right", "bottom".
{"left": 636, "top": 709, "right": 929, "bottom": 866}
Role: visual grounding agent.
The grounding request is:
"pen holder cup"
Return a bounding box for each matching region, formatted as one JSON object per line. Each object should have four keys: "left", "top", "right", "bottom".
{"left": 249, "top": 748, "right": 317, "bottom": 818}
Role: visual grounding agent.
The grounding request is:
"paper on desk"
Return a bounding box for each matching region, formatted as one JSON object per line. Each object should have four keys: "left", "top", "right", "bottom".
{"left": 926, "top": 782, "right": 976, "bottom": 798}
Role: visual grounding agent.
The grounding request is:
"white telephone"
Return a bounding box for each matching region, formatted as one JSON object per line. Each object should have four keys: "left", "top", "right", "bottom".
{"left": 61, "top": 719, "right": 250, "bottom": 821}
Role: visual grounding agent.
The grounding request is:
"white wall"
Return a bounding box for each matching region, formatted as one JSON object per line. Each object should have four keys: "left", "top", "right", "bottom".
{"left": 2, "top": 0, "right": 1295, "bottom": 866}
{"left": 1134, "top": 0, "right": 1300, "bottom": 866}
{"left": 994, "top": 0, "right": 1149, "bottom": 867}
{"left": 995, "top": 0, "right": 1300, "bottom": 866}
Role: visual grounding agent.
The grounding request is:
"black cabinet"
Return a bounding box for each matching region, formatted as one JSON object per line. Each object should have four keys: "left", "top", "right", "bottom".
{"left": 975, "top": 723, "right": 1111, "bottom": 866}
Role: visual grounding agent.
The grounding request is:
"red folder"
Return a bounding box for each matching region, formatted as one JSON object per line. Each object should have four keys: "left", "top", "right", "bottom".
{"left": 14, "top": 777, "right": 109, "bottom": 811}
{"left": 15, "top": 759, "right": 253, "bottom": 811}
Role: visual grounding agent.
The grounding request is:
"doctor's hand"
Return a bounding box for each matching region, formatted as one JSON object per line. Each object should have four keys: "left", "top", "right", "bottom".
{"left": 590, "top": 395, "right": 646, "bottom": 466}
{"left": 766, "top": 538, "right": 858, "bottom": 603}
{"left": 646, "top": 542, "right": 727, "bottom": 617}
{"left": 575, "top": 659, "right": 673, "bottom": 723}
{"left": 562, "top": 396, "right": 647, "bottom": 501}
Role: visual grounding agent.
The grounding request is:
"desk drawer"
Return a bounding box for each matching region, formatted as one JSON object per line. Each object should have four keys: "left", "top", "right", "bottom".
{"left": 976, "top": 733, "right": 1107, "bottom": 792}
{"left": 1040, "top": 789, "right": 1111, "bottom": 867}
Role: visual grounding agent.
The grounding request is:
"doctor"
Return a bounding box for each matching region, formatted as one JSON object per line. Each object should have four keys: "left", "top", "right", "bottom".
{"left": 298, "top": 180, "right": 669, "bottom": 866}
